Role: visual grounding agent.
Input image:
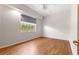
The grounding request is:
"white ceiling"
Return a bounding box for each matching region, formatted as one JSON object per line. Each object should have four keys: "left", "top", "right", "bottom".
{"left": 25, "top": 4, "right": 71, "bottom": 16}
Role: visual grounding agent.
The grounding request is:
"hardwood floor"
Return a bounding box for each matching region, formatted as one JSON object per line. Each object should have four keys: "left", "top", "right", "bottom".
{"left": 0, "top": 37, "right": 72, "bottom": 55}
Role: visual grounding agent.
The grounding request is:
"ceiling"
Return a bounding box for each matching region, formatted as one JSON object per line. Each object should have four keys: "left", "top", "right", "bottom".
{"left": 25, "top": 4, "right": 71, "bottom": 16}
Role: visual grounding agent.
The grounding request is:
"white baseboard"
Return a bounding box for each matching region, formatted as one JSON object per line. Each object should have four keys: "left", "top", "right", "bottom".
{"left": 0, "top": 35, "right": 41, "bottom": 48}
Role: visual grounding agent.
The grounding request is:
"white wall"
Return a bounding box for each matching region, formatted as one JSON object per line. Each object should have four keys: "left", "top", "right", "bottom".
{"left": 43, "top": 10, "right": 71, "bottom": 40}
{"left": 0, "top": 5, "right": 3, "bottom": 44}
{"left": 69, "top": 4, "right": 77, "bottom": 55}
{"left": 0, "top": 5, "right": 43, "bottom": 48}
{"left": 0, "top": 6, "right": 1, "bottom": 38}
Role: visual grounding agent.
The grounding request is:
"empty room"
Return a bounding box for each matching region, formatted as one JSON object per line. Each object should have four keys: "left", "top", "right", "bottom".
{"left": 0, "top": 4, "right": 78, "bottom": 55}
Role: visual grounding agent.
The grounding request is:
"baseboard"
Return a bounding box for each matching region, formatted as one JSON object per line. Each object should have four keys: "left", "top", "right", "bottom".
{"left": 0, "top": 36, "right": 42, "bottom": 49}
{"left": 42, "top": 36, "right": 69, "bottom": 42}
{"left": 0, "top": 36, "right": 70, "bottom": 49}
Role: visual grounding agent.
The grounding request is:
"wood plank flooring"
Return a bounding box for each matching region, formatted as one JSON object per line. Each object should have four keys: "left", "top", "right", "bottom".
{"left": 0, "top": 37, "right": 72, "bottom": 55}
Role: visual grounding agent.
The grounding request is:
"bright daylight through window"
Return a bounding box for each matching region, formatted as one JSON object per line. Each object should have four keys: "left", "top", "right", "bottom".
{"left": 20, "top": 14, "right": 36, "bottom": 32}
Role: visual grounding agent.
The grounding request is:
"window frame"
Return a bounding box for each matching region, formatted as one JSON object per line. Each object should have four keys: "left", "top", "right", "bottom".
{"left": 20, "top": 14, "right": 37, "bottom": 32}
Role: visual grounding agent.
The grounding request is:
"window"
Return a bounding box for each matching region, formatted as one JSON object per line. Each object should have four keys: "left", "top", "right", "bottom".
{"left": 20, "top": 14, "right": 36, "bottom": 32}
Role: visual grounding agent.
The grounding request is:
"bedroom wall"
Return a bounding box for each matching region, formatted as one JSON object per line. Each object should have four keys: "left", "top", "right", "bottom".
{"left": 69, "top": 4, "right": 77, "bottom": 55}
{"left": 0, "top": 5, "right": 43, "bottom": 48}
{"left": 0, "top": 6, "right": 1, "bottom": 39}
{"left": 43, "top": 10, "right": 71, "bottom": 40}
{"left": 0, "top": 5, "right": 3, "bottom": 43}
